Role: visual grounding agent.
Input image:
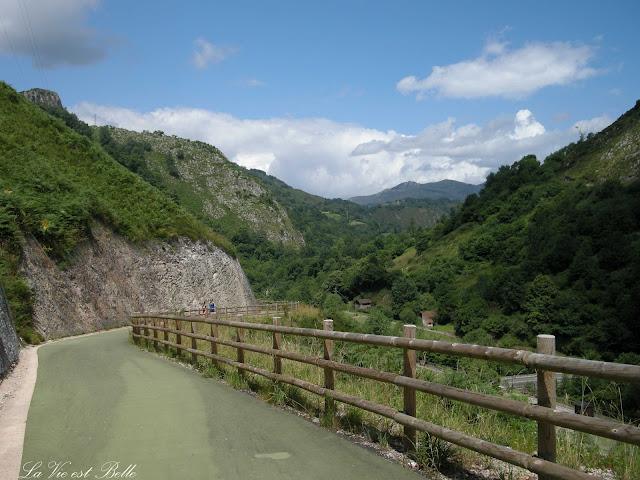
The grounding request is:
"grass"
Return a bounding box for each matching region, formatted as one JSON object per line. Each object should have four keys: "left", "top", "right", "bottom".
{"left": 391, "top": 246, "right": 417, "bottom": 271}
{"left": 432, "top": 323, "right": 456, "bottom": 335}
{"left": 0, "top": 82, "right": 234, "bottom": 342}
{"left": 134, "top": 311, "right": 640, "bottom": 479}
{"left": 321, "top": 211, "right": 342, "bottom": 221}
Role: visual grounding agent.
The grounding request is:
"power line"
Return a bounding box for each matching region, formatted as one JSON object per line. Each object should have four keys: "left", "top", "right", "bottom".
{"left": 1, "top": 18, "right": 27, "bottom": 88}
{"left": 18, "top": 0, "right": 50, "bottom": 89}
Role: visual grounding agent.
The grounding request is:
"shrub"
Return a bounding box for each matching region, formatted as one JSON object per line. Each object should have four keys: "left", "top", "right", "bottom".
{"left": 414, "top": 433, "right": 458, "bottom": 472}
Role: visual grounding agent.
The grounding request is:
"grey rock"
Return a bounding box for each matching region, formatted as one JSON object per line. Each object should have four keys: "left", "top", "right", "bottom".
{"left": 0, "top": 286, "right": 20, "bottom": 377}
{"left": 20, "top": 88, "right": 63, "bottom": 109}
{"left": 20, "top": 223, "right": 255, "bottom": 339}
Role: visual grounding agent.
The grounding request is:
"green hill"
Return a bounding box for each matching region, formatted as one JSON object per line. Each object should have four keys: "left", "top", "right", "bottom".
{"left": 95, "top": 127, "right": 304, "bottom": 246}
{"left": 0, "top": 82, "right": 231, "bottom": 341}
{"left": 393, "top": 101, "right": 640, "bottom": 362}
{"left": 365, "top": 197, "right": 458, "bottom": 230}
{"left": 350, "top": 179, "right": 483, "bottom": 206}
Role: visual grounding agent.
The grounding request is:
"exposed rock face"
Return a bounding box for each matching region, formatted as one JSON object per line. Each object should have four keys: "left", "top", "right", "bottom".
{"left": 0, "top": 286, "right": 20, "bottom": 377}
{"left": 108, "top": 128, "right": 305, "bottom": 246}
{"left": 20, "top": 88, "right": 63, "bottom": 109}
{"left": 20, "top": 223, "right": 255, "bottom": 339}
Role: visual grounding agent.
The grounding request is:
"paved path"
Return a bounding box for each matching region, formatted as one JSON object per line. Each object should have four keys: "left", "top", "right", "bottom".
{"left": 21, "top": 329, "right": 421, "bottom": 480}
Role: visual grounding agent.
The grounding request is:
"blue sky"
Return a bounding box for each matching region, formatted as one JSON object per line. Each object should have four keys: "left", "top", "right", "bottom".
{"left": 1, "top": 0, "right": 639, "bottom": 197}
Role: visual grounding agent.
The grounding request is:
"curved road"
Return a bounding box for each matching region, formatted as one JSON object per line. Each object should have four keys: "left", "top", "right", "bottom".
{"left": 21, "top": 329, "right": 420, "bottom": 480}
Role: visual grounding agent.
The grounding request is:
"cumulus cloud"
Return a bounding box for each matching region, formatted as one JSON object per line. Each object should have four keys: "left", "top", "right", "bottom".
{"left": 0, "top": 0, "right": 107, "bottom": 68}
{"left": 573, "top": 115, "right": 612, "bottom": 134}
{"left": 72, "top": 102, "right": 610, "bottom": 198}
{"left": 192, "top": 38, "right": 236, "bottom": 69}
{"left": 510, "top": 109, "right": 545, "bottom": 140}
{"left": 397, "top": 41, "right": 599, "bottom": 99}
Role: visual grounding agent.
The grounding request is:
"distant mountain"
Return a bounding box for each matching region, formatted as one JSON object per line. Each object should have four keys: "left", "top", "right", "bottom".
{"left": 350, "top": 179, "right": 483, "bottom": 205}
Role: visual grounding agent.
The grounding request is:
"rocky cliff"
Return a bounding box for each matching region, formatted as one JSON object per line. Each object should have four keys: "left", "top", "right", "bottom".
{"left": 20, "top": 88, "right": 63, "bottom": 109}
{"left": 0, "top": 286, "right": 20, "bottom": 377}
{"left": 20, "top": 223, "right": 254, "bottom": 339}
{"left": 106, "top": 128, "right": 304, "bottom": 246}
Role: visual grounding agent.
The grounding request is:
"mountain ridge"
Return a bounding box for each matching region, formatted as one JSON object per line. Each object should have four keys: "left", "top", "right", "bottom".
{"left": 350, "top": 179, "right": 483, "bottom": 205}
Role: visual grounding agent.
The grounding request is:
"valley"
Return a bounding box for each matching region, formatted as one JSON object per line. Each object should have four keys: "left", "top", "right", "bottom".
{"left": 1, "top": 84, "right": 639, "bottom": 479}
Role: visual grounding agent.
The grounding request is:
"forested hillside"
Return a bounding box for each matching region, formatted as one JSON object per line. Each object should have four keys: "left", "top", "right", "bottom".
{"left": 0, "top": 83, "right": 231, "bottom": 341}
{"left": 22, "top": 84, "right": 640, "bottom": 366}
{"left": 400, "top": 102, "right": 640, "bottom": 361}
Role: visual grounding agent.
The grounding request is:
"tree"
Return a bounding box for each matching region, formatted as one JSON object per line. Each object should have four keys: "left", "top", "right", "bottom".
{"left": 399, "top": 305, "right": 419, "bottom": 325}
{"left": 524, "top": 275, "right": 558, "bottom": 334}
{"left": 391, "top": 274, "right": 418, "bottom": 315}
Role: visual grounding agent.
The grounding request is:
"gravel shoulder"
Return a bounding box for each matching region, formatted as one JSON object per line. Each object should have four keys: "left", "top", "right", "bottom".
{"left": 0, "top": 346, "right": 38, "bottom": 480}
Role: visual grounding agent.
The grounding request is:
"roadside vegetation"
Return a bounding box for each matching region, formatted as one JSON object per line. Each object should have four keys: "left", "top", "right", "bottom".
{"left": 134, "top": 307, "right": 640, "bottom": 479}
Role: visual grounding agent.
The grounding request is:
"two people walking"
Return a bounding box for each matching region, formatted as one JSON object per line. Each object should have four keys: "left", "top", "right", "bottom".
{"left": 200, "top": 300, "right": 216, "bottom": 315}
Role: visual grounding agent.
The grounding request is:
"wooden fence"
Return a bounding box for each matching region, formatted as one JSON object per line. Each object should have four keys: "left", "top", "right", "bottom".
{"left": 146, "top": 301, "right": 300, "bottom": 317}
{"left": 130, "top": 310, "right": 640, "bottom": 480}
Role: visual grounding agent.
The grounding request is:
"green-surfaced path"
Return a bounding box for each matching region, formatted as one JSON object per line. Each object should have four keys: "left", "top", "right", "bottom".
{"left": 22, "top": 329, "right": 421, "bottom": 480}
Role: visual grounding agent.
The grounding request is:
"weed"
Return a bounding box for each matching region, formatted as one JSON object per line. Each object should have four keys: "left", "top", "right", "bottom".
{"left": 414, "top": 433, "right": 457, "bottom": 472}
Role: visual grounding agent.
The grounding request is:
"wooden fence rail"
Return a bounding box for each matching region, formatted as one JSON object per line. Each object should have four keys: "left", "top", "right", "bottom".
{"left": 130, "top": 310, "right": 640, "bottom": 480}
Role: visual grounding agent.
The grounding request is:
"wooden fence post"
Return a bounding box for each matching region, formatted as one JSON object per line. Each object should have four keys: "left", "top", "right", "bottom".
{"left": 273, "top": 317, "right": 282, "bottom": 374}
{"left": 163, "top": 319, "right": 169, "bottom": 353}
{"left": 210, "top": 321, "right": 219, "bottom": 368}
{"left": 175, "top": 319, "right": 182, "bottom": 357}
{"left": 152, "top": 318, "right": 159, "bottom": 350}
{"left": 142, "top": 319, "right": 149, "bottom": 348}
{"left": 190, "top": 321, "right": 198, "bottom": 364}
{"left": 403, "top": 324, "right": 417, "bottom": 452}
{"left": 236, "top": 314, "right": 245, "bottom": 377}
{"left": 132, "top": 318, "right": 140, "bottom": 344}
{"left": 537, "top": 334, "right": 557, "bottom": 477}
{"left": 323, "top": 319, "right": 335, "bottom": 416}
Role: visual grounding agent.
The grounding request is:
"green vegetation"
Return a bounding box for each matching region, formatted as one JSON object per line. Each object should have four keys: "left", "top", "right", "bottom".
{"left": 137, "top": 311, "right": 640, "bottom": 479}
{"left": 100, "top": 127, "right": 304, "bottom": 246}
{"left": 236, "top": 168, "right": 445, "bottom": 302}
{"left": 390, "top": 104, "right": 640, "bottom": 420}
{"left": 0, "top": 82, "right": 231, "bottom": 341}
{"left": 8, "top": 81, "right": 640, "bottom": 474}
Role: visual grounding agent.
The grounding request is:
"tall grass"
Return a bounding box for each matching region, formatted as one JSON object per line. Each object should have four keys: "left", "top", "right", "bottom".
{"left": 134, "top": 313, "right": 639, "bottom": 479}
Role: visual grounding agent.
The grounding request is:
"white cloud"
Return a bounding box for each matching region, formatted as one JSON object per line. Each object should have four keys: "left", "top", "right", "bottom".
{"left": 72, "top": 102, "right": 610, "bottom": 198}
{"left": 192, "top": 38, "right": 236, "bottom": 69}
{"left": 397, "top": 41, "right": 599, "bottom": 99}
{"left": 510, "top": 109, "right": 545, "bottom": 140}
{"left": 0, "top": 0, "right": 107, "bottom": 68}
{"left": 573, "top": 115, "right": 611, "bottom": 135}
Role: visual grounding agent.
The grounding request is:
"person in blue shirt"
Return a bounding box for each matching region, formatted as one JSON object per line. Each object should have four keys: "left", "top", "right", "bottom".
{"left": 208, "top": 301, "right": 216, "bottom": 314}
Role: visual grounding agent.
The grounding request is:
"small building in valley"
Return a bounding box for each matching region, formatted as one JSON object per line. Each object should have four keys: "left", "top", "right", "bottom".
{"left": 355, "top": 298, "right": 373, "bottom": 311}
{"left": 420, "top": 310, "right": 436, "bottom": 328}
